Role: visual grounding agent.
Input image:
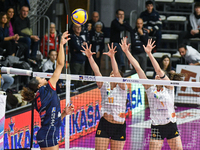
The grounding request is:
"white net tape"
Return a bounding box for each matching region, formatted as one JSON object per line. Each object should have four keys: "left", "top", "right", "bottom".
{"left": 32, "top": 72, "right": 200, "bottom": 87}
{"left": 28, "top": 0, "right": 54, "bottom": 26}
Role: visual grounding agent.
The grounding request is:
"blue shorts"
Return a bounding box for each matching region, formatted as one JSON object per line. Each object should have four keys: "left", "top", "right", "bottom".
{"left": 36, "top": 126, "right": 59, "bottom": 148}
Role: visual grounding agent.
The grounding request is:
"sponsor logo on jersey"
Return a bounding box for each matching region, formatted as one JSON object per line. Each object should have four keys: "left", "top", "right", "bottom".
{"left": 52, "top": 107, "right": 56, "bottom": 113}
{"left": 97, "top": 130, "right": 101, "bottom": 135}
{"left": 51, "top": 107, "right": 56, "bottom": 126}
{"left": 120, "top": 136, "right": 124, "bottom": 139}
{"left": 175, "top": 131, "right": 179, "bottom": 135}
{"left": 152, "top": 134, "right": 156, "bottom": 137}
{"left": 37, "top": 139, "right": 44, "bottom": 143}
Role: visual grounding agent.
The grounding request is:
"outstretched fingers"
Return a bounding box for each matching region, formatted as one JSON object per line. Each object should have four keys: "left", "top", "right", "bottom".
{"left": 81, "top": 45, "right": 86, "bottom": 51}
{"left": 151, "top": 40, "right": 156, "bottom": 46}
{"left": 107, "top": 43, "right": 111, "bottom": 50}
{"left": 113, "top": 45, "right": 117, "bottom": 51}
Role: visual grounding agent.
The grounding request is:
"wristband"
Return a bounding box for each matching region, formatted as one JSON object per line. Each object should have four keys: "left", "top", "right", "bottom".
{"left": 160, "top": 74, "right": 166, "bottom": 79}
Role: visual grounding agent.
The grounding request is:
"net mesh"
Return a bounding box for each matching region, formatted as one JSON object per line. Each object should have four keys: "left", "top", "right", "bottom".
{"left": 28, "top": 0, "right": 54, "bottom": 26}
{"left": 31, "top": 71, "right": 200, "bottom": 150}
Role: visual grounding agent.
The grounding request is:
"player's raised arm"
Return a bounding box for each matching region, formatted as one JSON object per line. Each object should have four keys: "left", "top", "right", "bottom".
{"left": 81, "top": 43, "right": 103, "bottom": 88}
{"left": 120, "top": 37, "right": 150, "bottom": 89}
{"left": 103, "top": 43, "right": 126, "bottom": 90}
{"left": 49, "top": 31, "right": 70, "bottom": 88}
{"left": 144, "top": 39, "right": 169, "bottom": 81}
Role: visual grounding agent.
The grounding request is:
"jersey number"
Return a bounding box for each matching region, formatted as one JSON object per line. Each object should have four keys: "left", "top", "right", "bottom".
{"left": 108, "top": 97, "right": 114, "bottom": 103}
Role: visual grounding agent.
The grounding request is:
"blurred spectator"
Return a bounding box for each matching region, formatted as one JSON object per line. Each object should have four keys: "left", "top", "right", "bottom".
{"left": 153, "top": 55, "right": 175, "bottom": 78}
{"left": 42, "top": 49, "right": 64, "bottom": 93}
{"left": 7, "top": 7, "right": 26, "bottom": 58}
{"left": 42, "top": 49, "right": 57, "bottom": 72}
{"left": 87, "top": 11, "right": 105, "bottom": 32}
{"left": 178, "top": 2, "right": 200, "bottom": 45}
{"left": 14, "top": 5, "right": 39, "bottom": 61}
{"left": 69, "top": 24, "right": 86, "bottom": 88}
{"left": 140, "top": 0, "right": 162, "bottom": 49}
{"left": 131, "top": 18, "right": 148, "bottom": 73}
{"left": 6, "top": 7, "right": 15, "bottom": 37}
{"left": 110, "top": 9, "right": 132, "bottom": 73}
{"left": 0, "top": 12, "right": 18, "bottom": 57}
{"left": 40, "top": 22, "right": 60, "bottom": 57}
{"left": 178, "top": 44, "right": 200, "bottom": 65}
{"left": 1, "top": 74, "right": 14, "bottom": 91}
{"left": 69, "top": 23, "right": 90, "bottom": 44}
{"left": 85, "top": 21, "right": 105, "bottom": 75}
{"left": 4, "top": 0, "right": 30, "bottom": 17}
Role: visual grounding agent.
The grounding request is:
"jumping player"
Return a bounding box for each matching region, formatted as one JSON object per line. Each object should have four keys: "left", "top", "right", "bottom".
{"left": 81, "top": 43, "right": 127, "bottom": 150}
{"left": 120, "top": 38, "right": 183, "bottom": 150}
{"left": 21, "top": 31, "right": 74, "bottom": 150}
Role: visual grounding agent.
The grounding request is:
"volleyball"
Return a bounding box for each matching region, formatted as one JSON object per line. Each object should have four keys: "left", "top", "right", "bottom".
{"left": 71, "top": 8, "right": 88, "bottom": 25}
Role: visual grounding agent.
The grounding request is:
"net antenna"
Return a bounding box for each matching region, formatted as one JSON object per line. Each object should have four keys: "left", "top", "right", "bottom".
{"left": 28, "top": 0, "right": 54, "bottom": 26}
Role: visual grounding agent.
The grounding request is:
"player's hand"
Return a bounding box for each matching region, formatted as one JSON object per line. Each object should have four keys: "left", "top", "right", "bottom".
{"left": 103, "top": 43, "right": 117, "bottom": 58}
{"left": 63, "top": 103, "right": 74, "bottom": 115}
{"left": 143, "top": 39, "right": 156, "bottom": 54}
{"left": 60, "top": 31, "right": 70, "bottom": 45}
{"left": 81, "top": 43, "right": 95, "bottom": 58}
{"left": 119, "top": 37, "right": 131, "bottom": 54}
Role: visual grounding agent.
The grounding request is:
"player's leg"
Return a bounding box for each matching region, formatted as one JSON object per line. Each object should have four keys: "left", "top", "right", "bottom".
{"left": 149, "top": 139, "right": 164, "bottom": 150}
{"left": 167, "top": 136, "right": 183, "bottom": 150}
{"left": 41, "top": 145, "right": 59, "bottom": 150}
{"left": 150, "top": 124, "right": 164, "bottom": 150}
{"left": 110, "top": 121, "right": 126, "bottom": 150}
{"left": 110, "top": 139, "right": 125, "bottom": 150}
{"left": 95, "top": 137, "right": 110, "bottom": 150}
{"left": 166, "top": 122, "right": 183, "bottom": 150}
{"left": 95, "top": 117, "right": 110, "bottom": 150}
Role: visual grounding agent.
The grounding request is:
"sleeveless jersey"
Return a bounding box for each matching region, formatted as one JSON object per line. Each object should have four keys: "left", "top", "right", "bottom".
{"left": 100, "top": 82, "right": 127, "bottom": 123}
{"left": 145, "top": 86, "right": 176, "bottom": 125}
{"left": 35, "top": 80, "right": 61, "bottom": 128}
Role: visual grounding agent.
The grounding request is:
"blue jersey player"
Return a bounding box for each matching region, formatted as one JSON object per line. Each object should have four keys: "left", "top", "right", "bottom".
{"left": 21, "top": 31, "right": 74, "bottom": 150}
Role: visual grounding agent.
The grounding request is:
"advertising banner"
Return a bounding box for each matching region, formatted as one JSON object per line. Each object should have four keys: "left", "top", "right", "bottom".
{"left": 0, "top": 94, "right": 6, "bottom": 150}
{"left": 175, "top": 65, "right": 200, "bottom": 104}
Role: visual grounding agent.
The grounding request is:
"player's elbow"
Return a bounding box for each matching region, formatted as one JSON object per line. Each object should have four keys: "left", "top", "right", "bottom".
{"left": 56, "top": 61, "right": 64, "bottom": 68}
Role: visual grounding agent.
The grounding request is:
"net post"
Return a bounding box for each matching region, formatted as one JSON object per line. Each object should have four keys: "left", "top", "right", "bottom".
{"left": 65, "top": 14, "right": 70, "bottom": 149}
{"left": 65, "top": 74, "right": 71, "bottom": 149}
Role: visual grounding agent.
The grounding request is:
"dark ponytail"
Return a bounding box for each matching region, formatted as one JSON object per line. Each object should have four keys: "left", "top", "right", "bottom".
{"left": 21, "top": 77, "right": 39, "bottom": 102}
{"left": 169, "top": 73, "right": 184, "bottom": 81}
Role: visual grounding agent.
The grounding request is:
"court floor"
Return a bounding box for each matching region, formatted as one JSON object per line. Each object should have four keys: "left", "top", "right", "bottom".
{"left": 67, "top": 106, "right": 200, "bottom": 150}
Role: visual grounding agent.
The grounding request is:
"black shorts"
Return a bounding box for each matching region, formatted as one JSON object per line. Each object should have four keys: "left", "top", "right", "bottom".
{"left": 95, "top": 117, "right": 126, "bottom": 141}
{"left": 151, "top": 122, "right": 179, "bottom": 140}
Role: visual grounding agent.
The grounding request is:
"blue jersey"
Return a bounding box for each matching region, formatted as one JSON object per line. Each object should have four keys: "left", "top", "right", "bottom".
{"left": 35, "top": 80, "right": 61, "bottom": 128}
{"left": 35, "top": 80, "right": 61, "bottom": 148}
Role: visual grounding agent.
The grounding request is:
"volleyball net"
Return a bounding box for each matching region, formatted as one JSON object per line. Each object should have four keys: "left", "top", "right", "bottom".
{"left": 2, "top": 66, "right": 200, "bottom": 150}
